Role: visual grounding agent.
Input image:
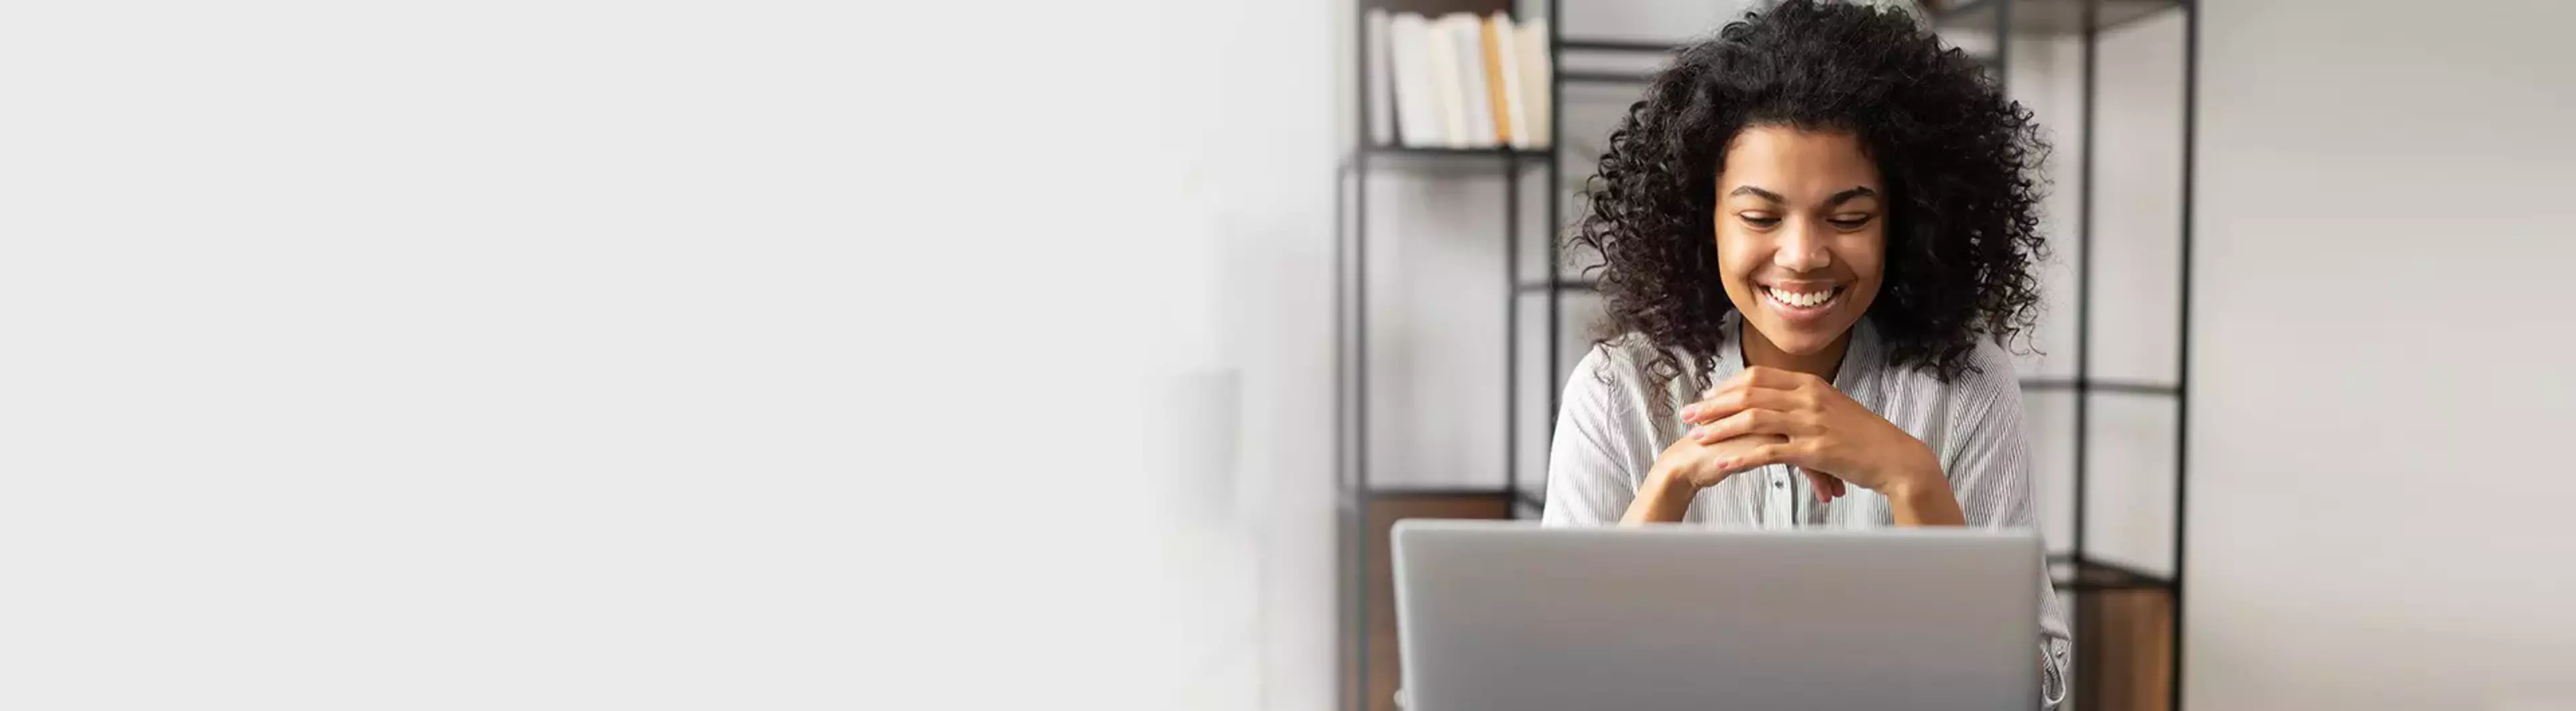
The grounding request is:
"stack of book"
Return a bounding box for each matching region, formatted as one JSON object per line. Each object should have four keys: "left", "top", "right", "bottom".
{"left": 1366, "top": 10, "right": 1552, "bottom": 150}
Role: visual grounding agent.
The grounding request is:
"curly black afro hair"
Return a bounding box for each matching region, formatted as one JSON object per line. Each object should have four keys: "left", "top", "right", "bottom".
{"left": 1571, "top": 0, "right": 2048, "bottom": 394}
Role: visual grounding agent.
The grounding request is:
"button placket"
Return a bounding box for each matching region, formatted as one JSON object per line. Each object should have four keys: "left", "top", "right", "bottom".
{"left": 1762, "top": 466, "right": 1792, "bottom": 530}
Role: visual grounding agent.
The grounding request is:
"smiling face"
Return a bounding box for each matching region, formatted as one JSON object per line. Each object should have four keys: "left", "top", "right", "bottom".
{"left": 1713, "top": 125, "right": 1887, "bottom": 368}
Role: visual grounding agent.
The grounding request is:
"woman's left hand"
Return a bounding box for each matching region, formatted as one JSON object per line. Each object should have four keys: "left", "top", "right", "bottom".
{"left": 1678, "top": 366, "right": 1945, "bottom": 501}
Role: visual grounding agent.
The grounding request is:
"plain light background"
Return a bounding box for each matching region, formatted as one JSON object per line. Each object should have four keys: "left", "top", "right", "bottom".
{"left": 0, "top": 1, "right": 1228, "bottom": 708}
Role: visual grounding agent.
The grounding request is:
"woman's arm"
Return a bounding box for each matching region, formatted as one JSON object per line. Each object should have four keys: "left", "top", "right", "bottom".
{"left": 1879, "top": 455, "right": 1966, "bottom": 527}
{"left": 1620, "top": 433, "right": 1790, "bottom": 523}
{"left": 1540, "top": 348, "right": 1644, "bottom": 527}
{"left": 1619, "top": 468, "right": 1697, "bottom": 523}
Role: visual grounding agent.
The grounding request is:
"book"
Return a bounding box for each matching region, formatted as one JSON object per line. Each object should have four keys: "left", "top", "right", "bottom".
{"left": 1422, "top": 16, "right": 1467, "bottom": 148}
{"left": 1486, "top": 13, "right": 1524, "bottom": 149}
{"left": 1514, "top": 18, "right": 1552, "bottom": 148}
{"left": 1387, "top": 13, "right": 1439, "bottom": 148}
{"left": 1440, "top": 13, "right": 1496, "bottom": 148}
{"left": 1366, "top": 9, "right": 1395, "bottom": 146}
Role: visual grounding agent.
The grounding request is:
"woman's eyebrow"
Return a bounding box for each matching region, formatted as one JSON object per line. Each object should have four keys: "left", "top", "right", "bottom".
{"left": 1723, "top": 185, "right": 1877, "bottom": 206}
{"left": 1725, "top": 185, "right": 1785, "bottom": 203}
{"left": 1825, "top": 186, "right": 1880, "bottom": 207}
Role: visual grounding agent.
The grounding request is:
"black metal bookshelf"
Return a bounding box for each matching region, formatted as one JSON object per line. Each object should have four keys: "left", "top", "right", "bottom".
{"left": 1931, "top": 1, "right": 2195, "bottom": 708}
{"left": 1336, "top": 1, "right": 2194, "bottom": 709}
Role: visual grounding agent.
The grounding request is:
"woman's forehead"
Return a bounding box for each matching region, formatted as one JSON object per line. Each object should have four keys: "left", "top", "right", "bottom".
{"left": 1719, "top": 127, "right": 1884, "bottom": 199}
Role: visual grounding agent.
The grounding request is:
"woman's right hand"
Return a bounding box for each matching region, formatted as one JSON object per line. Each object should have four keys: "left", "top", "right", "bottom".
{"left": 1621, "top": 432, "right": 1790, "bottom": 523}
{"left": 1652, "top": 432, "right": 1788, "bottom": 489}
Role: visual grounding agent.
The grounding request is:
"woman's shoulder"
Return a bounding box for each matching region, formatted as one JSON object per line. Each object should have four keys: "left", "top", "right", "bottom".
{"left": 1566, "top": 332, "right": 1699, "bottom": 412}
{"left": 1880, "top": 337, "right": 2027, "bottom": 430}
{"left": 1580, "top": 331, "right": 1652, "bottom": 370}
{"left": 1955, "top": 337, "right": 2025, "bottom": 399}
{"left": 1574, "top": 331, "right": 1690, "bottom": 388}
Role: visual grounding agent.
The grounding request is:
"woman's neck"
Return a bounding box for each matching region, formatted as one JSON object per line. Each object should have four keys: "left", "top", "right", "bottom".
{"left": 1739, "top": 323, "right": 1853, "bottom": 382}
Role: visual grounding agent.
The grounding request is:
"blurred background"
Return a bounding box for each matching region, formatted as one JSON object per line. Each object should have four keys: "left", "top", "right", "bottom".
{"left": 1, "top": 1, "right": 2571, "bottom": 710}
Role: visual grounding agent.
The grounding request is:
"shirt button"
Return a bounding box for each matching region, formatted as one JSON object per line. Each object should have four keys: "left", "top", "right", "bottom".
{"left": 1773, "top": 480, "right": 1785, "bottom": 489}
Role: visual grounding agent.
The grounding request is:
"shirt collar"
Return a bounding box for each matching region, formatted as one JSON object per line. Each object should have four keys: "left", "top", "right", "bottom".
{"left": 1715, "top": 311, "right": 1884, "bottom": 399}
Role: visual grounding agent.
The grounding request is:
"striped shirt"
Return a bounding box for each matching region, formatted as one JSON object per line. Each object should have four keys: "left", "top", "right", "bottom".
{"left": 1540, "top": 312, "right": 2073, "bottom": 707}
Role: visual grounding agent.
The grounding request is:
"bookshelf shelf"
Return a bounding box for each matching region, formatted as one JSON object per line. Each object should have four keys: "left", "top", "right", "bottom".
{"left": 2051, "top": 555, "right": 2177, "bottom": 592}
{"left": 1560, "top": 70, "right": 1654, "bottom": 85}
{"left": 1365, "top": 145, "right": 1548, "bottom": 158}
{"left": 1935, "top": 0, "right": 2184, "bottom": 36}
{"left": 1556, "top": 38, "right": 1682, "bottom": 54}
{"left": 2019, "top": 377, "right": 2182, "bottom": 396}
{"left": 1338, "top": 485, "right": 1521, "bottom": 509}
{"left": 1511, "top": 278, "right": 1596, "bottom": 293}
{"left": 1344, "top": 147, "right": 1552, "bottom": 178}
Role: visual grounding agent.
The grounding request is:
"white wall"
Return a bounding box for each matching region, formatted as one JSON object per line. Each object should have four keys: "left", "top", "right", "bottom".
{"left": 0, "top": 1, "right": 1351, "bottom": 709}
{"left": 1193, "top": 0, "right": 1342, "bottom": 708}
{"left": 2190, "top": 1, "right": 2576, "bottom": 708}
{"left": 1152, "top": 1, "right": 1343, "bottom": 710}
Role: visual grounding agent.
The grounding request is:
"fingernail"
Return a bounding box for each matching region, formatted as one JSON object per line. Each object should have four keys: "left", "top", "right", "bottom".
{"left": 1678, "top": 406, "right": 1696, "bottom": 421}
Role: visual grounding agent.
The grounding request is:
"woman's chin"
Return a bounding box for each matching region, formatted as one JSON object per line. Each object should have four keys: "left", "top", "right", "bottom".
{"left": 1743, "top": 315, "right": 1853, "bottom": 357}
{"left": 1765, "top": 333, "right": 1842, "bottom": 356}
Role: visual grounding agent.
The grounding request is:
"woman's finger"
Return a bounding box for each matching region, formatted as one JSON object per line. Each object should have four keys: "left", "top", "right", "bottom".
{"left": 1698, "top": 437, "right": 1786, "bottom": 478}
{"left": 1719, "top": 441, "right": 1807, "bottom": 474}
{"left": 1708, "top": 455, "right": 1765, "bottom": 478}
{"left": 1690, "top": 407, "right": 1808, "bottom": 443}
{"left": 1680, "top": 386, "right": 1805, "bottom": 425}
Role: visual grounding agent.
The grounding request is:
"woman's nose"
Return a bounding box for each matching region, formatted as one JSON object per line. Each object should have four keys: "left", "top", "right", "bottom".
{"left": 1774, "top": 222, "right": 1833, "bottom": 272}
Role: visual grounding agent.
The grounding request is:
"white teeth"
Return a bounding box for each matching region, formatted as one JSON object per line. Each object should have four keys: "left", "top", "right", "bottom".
{"left": 1766, "top": 286, "right": 1834, "bottom": 309}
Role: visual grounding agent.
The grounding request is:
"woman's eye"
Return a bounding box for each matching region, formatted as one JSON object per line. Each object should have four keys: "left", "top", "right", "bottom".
{"left": 1739, "top": 214, "right": 1781, "bottom": 228}
{"left": 1828, "top": 215, "right": 1875, "bottom": 229}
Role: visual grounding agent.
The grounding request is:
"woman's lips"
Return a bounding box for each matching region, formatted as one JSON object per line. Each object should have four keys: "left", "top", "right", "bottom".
{"left": 1759, "top": 283, "right": 1845, "bottom": 321}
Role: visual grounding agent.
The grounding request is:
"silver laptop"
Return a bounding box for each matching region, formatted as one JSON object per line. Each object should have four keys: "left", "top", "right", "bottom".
{"left": 1391, "top": 520, "right": 2040, "bottom": 711}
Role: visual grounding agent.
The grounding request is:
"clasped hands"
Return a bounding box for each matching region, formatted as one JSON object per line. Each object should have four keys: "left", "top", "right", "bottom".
{"left": 1652, "top": 366, "right": 1945, "bottom": 504}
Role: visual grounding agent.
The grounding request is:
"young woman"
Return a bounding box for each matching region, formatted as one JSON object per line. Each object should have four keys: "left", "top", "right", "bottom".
{"left": 1539, "top": 0, "right": 2071, "bottom": 704}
